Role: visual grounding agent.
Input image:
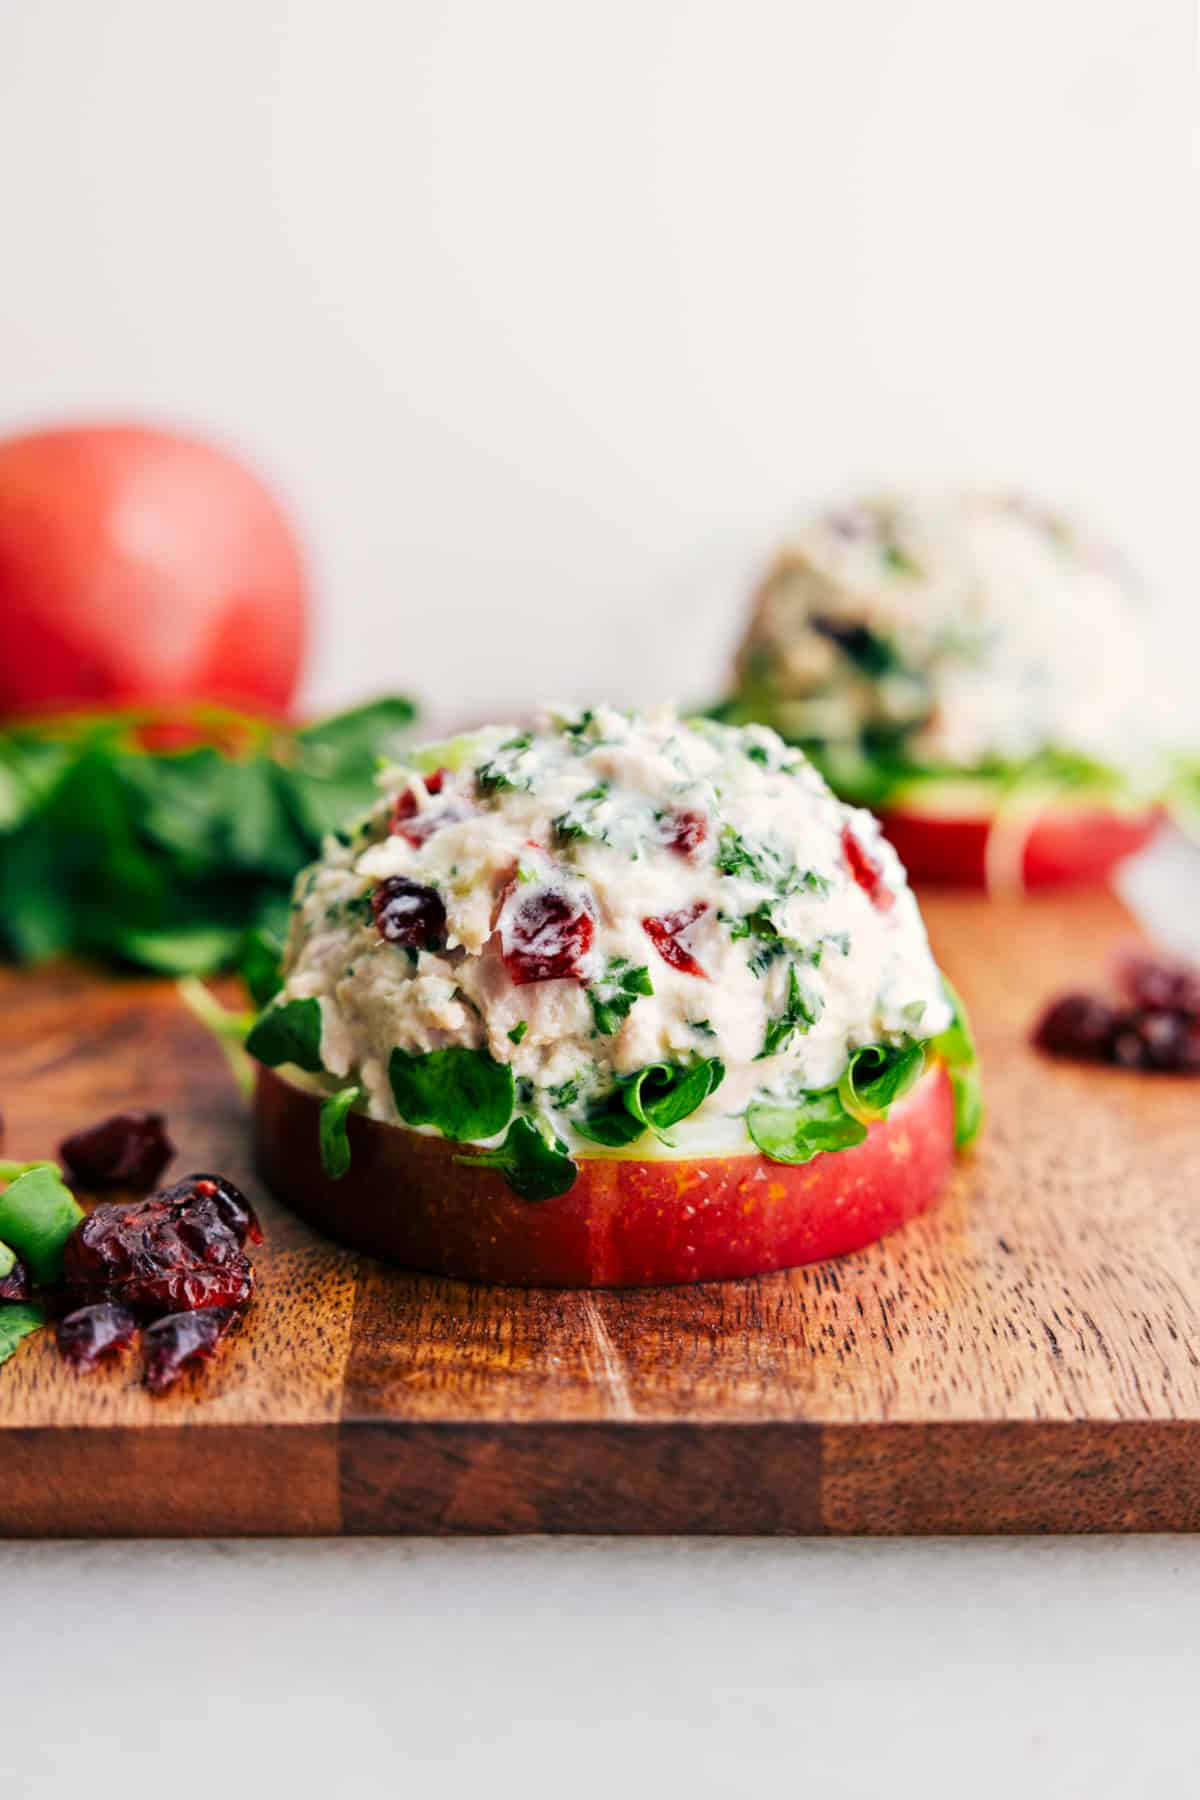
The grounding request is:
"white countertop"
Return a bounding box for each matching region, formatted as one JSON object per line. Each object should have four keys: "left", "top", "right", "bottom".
{"left": 5, "top": 1535, "right": 1198, "bottom": 1797}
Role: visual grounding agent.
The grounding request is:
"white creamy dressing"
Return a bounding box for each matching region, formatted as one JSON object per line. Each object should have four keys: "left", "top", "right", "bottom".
{"left": 279, "top": 706, "right": 951, "bottom": 1155}
{"left": 740, "top": 493, "right": 1168, "bottom": 775}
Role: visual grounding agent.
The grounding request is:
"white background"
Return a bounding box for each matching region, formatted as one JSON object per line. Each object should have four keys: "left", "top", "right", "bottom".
{"left": 2, "top": 5, "right": 1199, "bottom": 1794}
{"left": 0, "top": 0, "right": 1196, "bottom": 719}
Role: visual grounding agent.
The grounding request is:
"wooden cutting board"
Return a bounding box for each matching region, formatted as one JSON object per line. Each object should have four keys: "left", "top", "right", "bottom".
{"left": 1, "top": 887, "right": 1198, "bottom": 1537}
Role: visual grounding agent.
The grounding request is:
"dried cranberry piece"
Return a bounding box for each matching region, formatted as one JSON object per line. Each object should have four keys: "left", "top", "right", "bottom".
{"left": 0, "top": 1256, "right": 32, "bottom": 1303}
{"left": 57, "top": 1302, "right": 138, "bottom": 1370}
{"left": 62, "top": 1175, "right": 257, "bottom": 1319}
{"left": 842, "top": 824, "right": 894, "bottom": 912}
{"left": 499, "top": 885, "right": 595, "bottom": 985}
{"left": 372, "top": 876, "right": 447, "bottom": 949}
{"left": 642, "top": 903, "right": 710, "bottom": 978}
{"left": 1113, "top": 950, "right": 1200, "bottom": 1015}
{"left": 156, "top": 1174, "right": 262, "bottom": 1246}
{"left": 1112, "top": 1010, "right": 1200, "bottom": 1073}
{"left": 1034, "top": 992, "right": 1120, "bottom": 1061}
{"left": 659, "top": 809, "right": 708, "bottom": 858}
{"left": 59, "top": 1110, "right": 174, "bottom": 1189}
{"left": 143, "top": 1307, "right": 236, "bottom": 1395}
{"left": 389, "top": 769, "right": 472, "bottom": 848}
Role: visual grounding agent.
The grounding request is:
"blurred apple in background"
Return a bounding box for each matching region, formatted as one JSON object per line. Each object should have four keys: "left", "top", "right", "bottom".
{"left": 0, "top": 424, "right": 308, "bottom": 718}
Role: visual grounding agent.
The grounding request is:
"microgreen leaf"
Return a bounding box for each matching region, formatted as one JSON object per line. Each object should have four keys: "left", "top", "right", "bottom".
{"left": 837, "top": 1041, "right": 926, "bottom": 1125}
{"left": 319, "top": 1085, "right": 362, "bottom": 1180}
{"left": 931, "top": 977, "right": 984, "bottom": 1147}
{"left": 241, "top": 926, "right": 284, "bottom": 1007}
{"left": 456, "top": 1115, "right": 577, "bottom": 1201}
{"left": 245, "top": 996, "right": 324, "bottom": 1072}
{"left": 0, "top": 1302, "right": 46, "bottom": 1367}
{"left": 0, "top": 1165, "right": 84, "bottom": 1284}
{"left": 621, "top": 1057, "right": 725, "bottom": 1140}
{"left": 0, "top": 1240, "right": 15, "bottom": 1280}
{"left": 746, "top": 1092, "right": 868, "bottom": 1165}
{"left": 388, "top": 1046, "right": 515, "bottom": 1141}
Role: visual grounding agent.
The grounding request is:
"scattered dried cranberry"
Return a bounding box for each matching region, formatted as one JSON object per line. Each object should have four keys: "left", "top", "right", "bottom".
{"left": 1034, "top": 992, "right": 1119, "bottom": 1061}
{"left": 0, "top": 1255, "right": 32, "bottom": 1303}
{"left": 658, "top": 809, "right": 708, "bottom": 858}
{"left": 642, "top": 903, "right": 710, "bottom": 978}
{"left": 372, "top": 876, "right": 447, "bottom": 949}
{"left": 1112, "top": 1011, "right": 1200, "bottom": 1074}
{"left": 59, "top": 1109, "right": 175, "bottom": 1190}
{"left": 499, "top": 884, "right": 595, "bottom": 985}
{"left": 1114, "top": 949, "right": 1200, "bottom": 1015}
{"left": 143, "top": 1307, "right": 236, "bottom": 1394}
{"left": 1033, "top": 947, "right": 1200, "bottom": 1075}
{"left": 842, "top": 824, "right": 894, "bottom": 912}
{"left": 57, "top": 1302, "right": 138, "bottom": 1370}
{"left": 62, "top": 1173, "right": 258, "bottom": 1318}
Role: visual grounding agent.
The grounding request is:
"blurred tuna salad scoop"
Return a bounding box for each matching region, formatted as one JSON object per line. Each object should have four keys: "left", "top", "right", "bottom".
{"left": 713, "top": 493, "right": 1188, "bottom": 888}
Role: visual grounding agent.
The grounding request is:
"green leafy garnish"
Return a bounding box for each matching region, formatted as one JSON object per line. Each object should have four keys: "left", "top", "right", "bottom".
{"left": 746, "top": 1091, "right": 868, "bottom": 1164}
{"left": 475, "top": 734, "right": 535, "bottom": 795}
{"left": 715, "top": 825, "right": 828, "bottom": 899}
{"left": 587, "top": 961, "right": 654, "bottom": 1036}
{"left": 0, "top": 1303, "right": 46, "bottom": 1368}
{"left": 319, "top": 1085, "right": 362, "bottom": 1180}
{"left": 0, "top": 1239, "right": 15, "bottom": 1280}
{"left": 0, "top": 697, "right": 416, "bottom": 976}
{"left": 931, "top": 978, "right": 984, "bottom": 1147}
{"left": 241, "top": 926, "right": 285, "bottom": 1007}
{"left": 837, "top": 1041, "right": 926, "bottom": 1125}
{"left": 622, "top": 1058, "right": 725, "bottom": 1139}
{"left": 456, "top": 1115, "right": 577, "bottom": 1202}
{"left": 507, "top": 1021, "right": 528, "bottom": 1045}
{"left": 0, "top": 1164, "right": 84, "bottom": 1284}
{"left": 576, "top": 1056, "right": 724, "bottom": 1147}
{"left": 759, "top": 963, "right": 822, "bottom": 1058}
{"left": 245, "top": 996, "right": 324, "bottom": 1072}
{"left": 552, "top": 783, "right": 611, "bottom": 845}
{"left": 388, "top": 1046, "right": 515, "bottom": 1141}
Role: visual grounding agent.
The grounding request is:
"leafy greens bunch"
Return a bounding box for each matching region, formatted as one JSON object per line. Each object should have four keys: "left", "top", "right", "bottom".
{"left": 0, "top": 697, "right": 416, "bottom": 976}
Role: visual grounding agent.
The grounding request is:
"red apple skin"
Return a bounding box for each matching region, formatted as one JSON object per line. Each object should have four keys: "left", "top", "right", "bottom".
{"left": 880, "top": 806, "right": 1161, "bottom": 891}
{"left": 254, "top": 1063, "right": 957, "bottom": 1287}
{"left": 0, "top": 424, "right": 307, "bottom": 716}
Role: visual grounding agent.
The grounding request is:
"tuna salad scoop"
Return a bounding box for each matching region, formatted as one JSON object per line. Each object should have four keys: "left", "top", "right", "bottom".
{"left": 248, "top": 704, "right": 976, "bottom": 1188}
{"left": 717, "top": 493, "right": 1175, "bottom": 888}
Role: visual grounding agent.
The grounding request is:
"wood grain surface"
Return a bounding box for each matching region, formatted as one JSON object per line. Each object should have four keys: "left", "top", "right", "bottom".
{"left": 1, "top": 887, "right": 1198, "bottom": 1536}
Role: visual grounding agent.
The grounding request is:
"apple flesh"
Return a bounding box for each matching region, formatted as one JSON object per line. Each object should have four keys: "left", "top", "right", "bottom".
{"left": 254, "top": 1062, "right": 957, "bottom": 1287}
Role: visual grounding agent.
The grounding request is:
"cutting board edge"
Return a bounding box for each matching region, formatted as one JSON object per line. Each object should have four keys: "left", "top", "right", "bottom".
{"left": 6, "top": 1416, "right": 1200, "bottom": 1537}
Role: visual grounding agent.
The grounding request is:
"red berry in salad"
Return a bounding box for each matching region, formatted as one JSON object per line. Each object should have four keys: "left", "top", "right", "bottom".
{"left": 500, "top": 884, "right": 595, "bottom": 985}
{"left": 642, "top": 903, "right": 710, "bottom": 978}
{"left": 842, "top": 825, "right": 894, "bottom": 912}
{"left": 658, "top": 809, "right": 708, "bottom": 858}
{"left": 372, "top": 876, "right": 447, "bottom": 949}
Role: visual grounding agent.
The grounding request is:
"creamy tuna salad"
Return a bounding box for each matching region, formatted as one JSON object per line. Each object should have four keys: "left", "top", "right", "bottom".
{"left": 244, "top": 707, "right": 978, "bottom": 1196}
{"left": 722, "top": 492, "right": 1172, "bottom": 810}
